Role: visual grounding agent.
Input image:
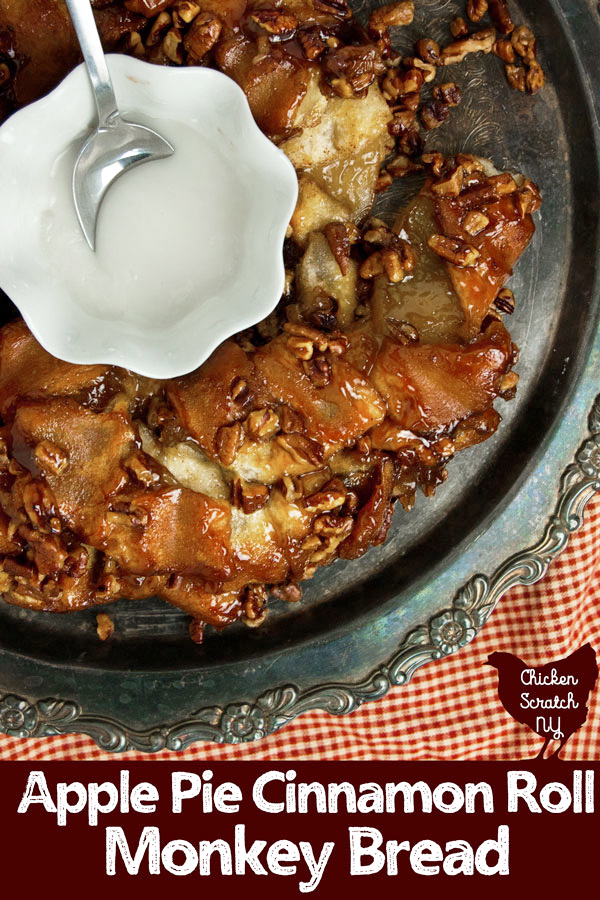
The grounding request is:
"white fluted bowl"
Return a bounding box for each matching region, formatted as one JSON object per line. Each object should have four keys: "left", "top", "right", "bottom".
{"left": 0, "top": 55, "right": 298, "bottom": 379}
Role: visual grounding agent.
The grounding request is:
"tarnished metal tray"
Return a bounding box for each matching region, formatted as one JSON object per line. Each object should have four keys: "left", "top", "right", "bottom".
{"left": 0, "top": 0, "right": 599, "bottom": 751}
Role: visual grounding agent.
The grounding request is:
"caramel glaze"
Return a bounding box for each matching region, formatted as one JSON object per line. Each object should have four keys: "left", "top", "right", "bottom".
{"left": 0, "top": 165, "right": 535, "bottom": 633}
{"left": 0, "top": 2, "right": 541, "bottom": 638}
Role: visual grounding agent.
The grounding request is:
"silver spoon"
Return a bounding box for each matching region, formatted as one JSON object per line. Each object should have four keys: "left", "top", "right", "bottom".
{"left": 65, "top": 0, "right": 174, "bottom": 251}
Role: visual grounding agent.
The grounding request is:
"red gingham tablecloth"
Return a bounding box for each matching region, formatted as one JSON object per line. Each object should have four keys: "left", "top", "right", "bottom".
{"left": 1, "top": 492, "right": 599, "bottom": 762}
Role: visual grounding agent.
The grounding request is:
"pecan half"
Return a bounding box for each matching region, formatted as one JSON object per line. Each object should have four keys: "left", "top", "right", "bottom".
{"left": 183, "top": 11, "right": 222, "bottom": 61}
{"left": 245, "top": 408, "right": 280, "bottom": 440}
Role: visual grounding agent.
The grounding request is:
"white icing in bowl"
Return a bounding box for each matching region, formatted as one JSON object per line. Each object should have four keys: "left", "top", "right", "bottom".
{"left": 0, "top": 55, "right": 298, "bottom": 378}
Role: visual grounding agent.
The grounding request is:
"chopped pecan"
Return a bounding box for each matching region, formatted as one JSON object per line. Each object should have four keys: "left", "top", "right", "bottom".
{"left": 421, "top": 151, "right": 446, "bottom": 176}
{"left": 427, "top": 234, "right": 480, "bottom": 266}
{"left": 22, "top": 482, "right": 59, "bottom": 533}
{"left": 124, "top": 452, "right": 161, "bottom": 486}
{"left": 173, "top": 1, "right": 200, "bottom": 25}
{"left": 386, "top": 154, "right": 423, "bottom": 178}
{"left": 146, "top": 10, "right": 171, "bottom": 46}
{"left": 463, "top": 210, "right": 490, "bottom": 235}
{"left": 276, "top": 433, "right": 323, "bottom": 466}
{"left": 525, "top": 59, "right": 545, "bottom": 93}
{"left": 402, "top": 56, "right": 437, "bottom": 82}
{"left": 183, "top": 11, "right": 222, "bottom": 61}
{"left": 511, "top": 25, "right": 536, "bottom": 60}
{"left": 450, "top": 16, "right": 469, "bottom": 38}
{"left": 369, "top": 1, "right": 414, "bottom": 33}
{"left": 433, "top": 82, "right": 462, "bottom": 107}
{"left": 493, "top": 37, "right": 516, "bottom": 63}
{"left": 230, "top": 377, "right": 250, "bottom": 404}
{"left": 505, "top": 63, "right": 526, "bottom": 92}
{"left": 493, "top": 288, "right": 515, "bottom": 314}
{"left": 467, "top": 0, "right": 488, "bottom": 23}
{"left": 297, "top": 27, "right": 326, "bottom": 60}
{"left": 215, "top": 422, "right": 244, "bottom": 466}
{"left": 250, "top": 9, "right": 298, "bottom": 40}
{"left": 271, "top": 583, "right": 302, "bottom": 603}
{"left": 488, "top": 172, "right": 517, "bottom": 194}
{"left": 420, "top": 99, "right": 450, "bottom": 130}
{"left": 188, "top": 618, "right": 205, "bottom": 644}
{"left": 245, "top": 408, "right": 280, "bottom": 440}
{"left": 488, "top": 0, "right": 514, "bottom": 34}
{"left": 431, "top": 164, "right": 464, "bottom": 197}
{"left": 232, "top": 478, "right": 271, "bottom": 514}
{"left": 162, "top": 28, "right": 183, "bottom": 64}
{"left": 415, "top": 37, "right": 440, "bottom": 65}
{"left": 303, "top": 478, "right": 346, "bottom": 512}
{"left": 279, "top": 405, "right": 305, "bottom": 434}
{"left": 287, "top": 335, "right": 314, "bottom": 360}
{"left": 516, "top": 178, "right": 542, "bottom": 214}
{"left": 96, "top": 612, "right": 115, "bottom": 641}
{"left": 314, "top": 0, "right": 351, "bottom": 17}
{"left": 375, "top": 170, "right": 394, "bottom": 192}
{"left": 303, "top": 354, "right": 332, "bottom": 387}
{"left": 440, "top": 28, "right": 496, "bottom": 64}
{"left": 242, "top": 585, "right": 268, "bottom": 627}
{"left": 360, "top": 249, "right": 405, "bottom": 283}
{"left": 324, "top": 222, "right": 351, "bottom": 276}
{"left": 455, "top": 152, "right": 486, "bottom": 174}
{"left": 34, "top": 441, "right": 69, "bottom": 476}
{"left": 339, "top": 458, "right": 394, "bottom": 559}
{"left": 499, "top": 371, "right": 519, "bottom": 395}
{"left": 387, "top": 318, "right": 419, "bottom": 344}
{"left": 323, "top": 45, "right": 386, "bottom": 97}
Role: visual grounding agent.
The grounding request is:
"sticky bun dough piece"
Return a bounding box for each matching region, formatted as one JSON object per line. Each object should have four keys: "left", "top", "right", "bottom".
{"left": 370, "top": 192, "right": 466, "bottom": 345}
{"left": 0, "top": 315, "right": 117, "bottom": 418}
{"left": 369, "top": 321, "right": 514, "bottom": 436}
{"left": 252, "top": 334, "right": 386, "bottom": 455}
{"left": 428, "top": 175, "right": 537, "bottom": 339}
{"left": 215, "top": 32, "right": 315, "bottom": 139}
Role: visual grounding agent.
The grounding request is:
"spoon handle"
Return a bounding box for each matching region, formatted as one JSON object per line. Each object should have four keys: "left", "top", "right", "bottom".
{"left": 65, "top": 0, "right": 119, "bottom": 127}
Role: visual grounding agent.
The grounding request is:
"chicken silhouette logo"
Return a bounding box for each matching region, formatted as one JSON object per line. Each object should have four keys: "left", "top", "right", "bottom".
{"left": 487, "top": 644, "right": 598, "bottom": 759}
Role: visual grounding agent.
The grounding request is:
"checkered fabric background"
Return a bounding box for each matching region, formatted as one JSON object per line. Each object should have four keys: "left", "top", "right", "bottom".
{"left": 1, "top": 491, "right": 599, "bottom": 762}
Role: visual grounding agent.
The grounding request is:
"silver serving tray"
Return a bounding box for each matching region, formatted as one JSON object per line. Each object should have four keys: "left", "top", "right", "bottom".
{"left": 0, "top": 0, "right": 598, "bottom": 751}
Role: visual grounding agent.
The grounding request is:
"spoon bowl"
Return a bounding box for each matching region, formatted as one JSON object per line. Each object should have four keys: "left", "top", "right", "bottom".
{"left": 66, "top": 0, "right": 174, "bottom": 250}
{"left": 73, "top": 116, "right": 174, "bottom": 251}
